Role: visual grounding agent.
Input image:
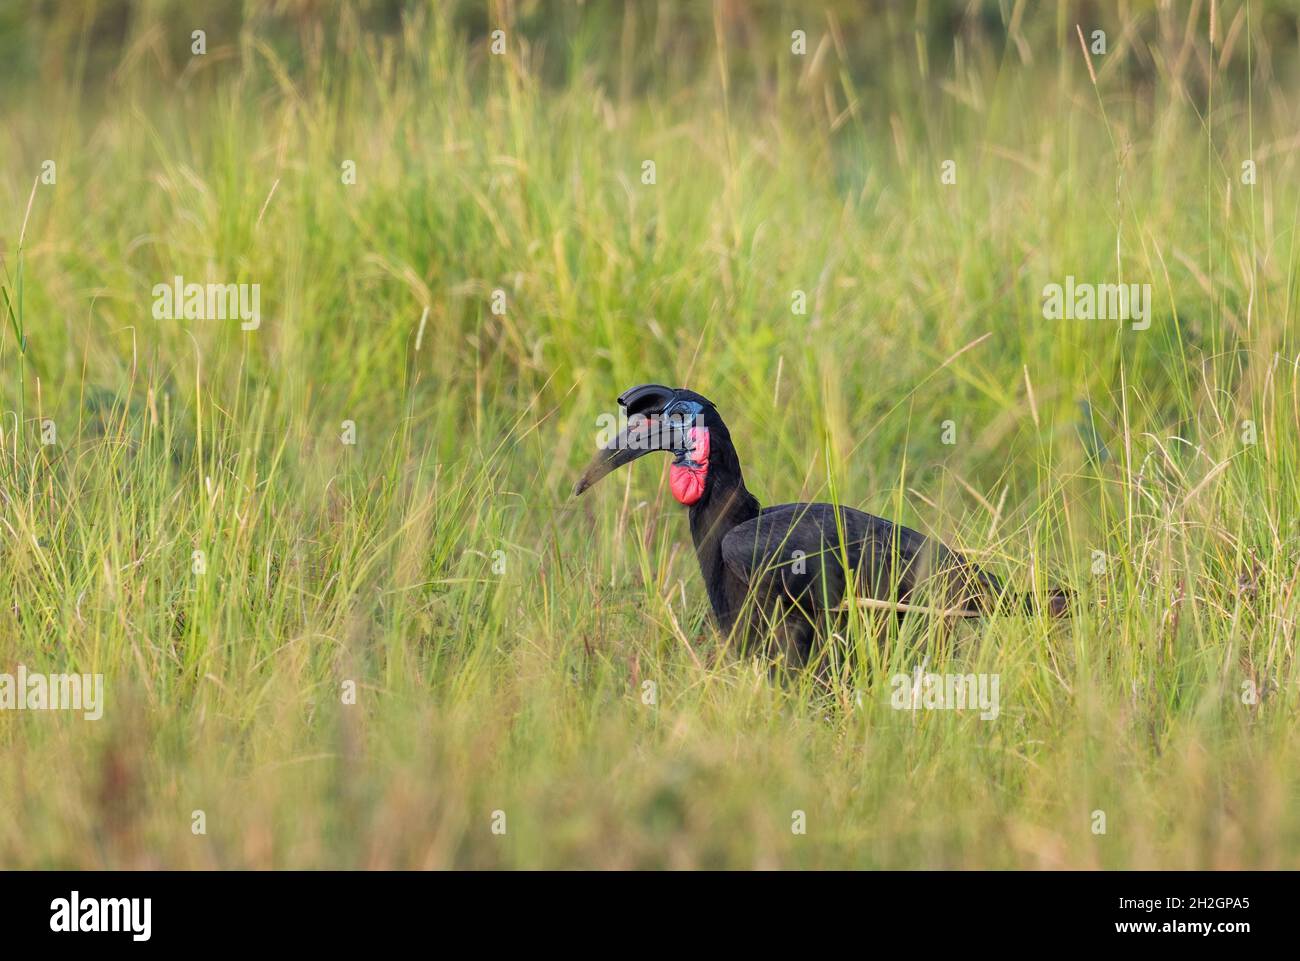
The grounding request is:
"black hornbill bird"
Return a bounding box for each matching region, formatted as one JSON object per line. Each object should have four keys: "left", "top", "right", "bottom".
{"left": 574, "top": 384, "right": 1069, "bottom": 667}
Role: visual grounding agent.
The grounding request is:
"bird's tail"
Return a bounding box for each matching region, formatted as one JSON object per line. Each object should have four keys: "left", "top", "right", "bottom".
{"left": 1025, "top": 586, "right": 1073, "bottom": 618}
{"left": 969, "top": 569, "right": 1072, "bottom": 618}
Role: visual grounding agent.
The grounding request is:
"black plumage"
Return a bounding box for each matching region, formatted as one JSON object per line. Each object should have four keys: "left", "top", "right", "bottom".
{"left": 574, "top": 384, "right": 1067, "bottom": 667}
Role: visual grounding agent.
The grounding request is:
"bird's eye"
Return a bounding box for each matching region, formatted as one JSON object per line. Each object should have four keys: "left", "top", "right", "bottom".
{"left": 665, "top": 403, "right": 696, "bottom": 429}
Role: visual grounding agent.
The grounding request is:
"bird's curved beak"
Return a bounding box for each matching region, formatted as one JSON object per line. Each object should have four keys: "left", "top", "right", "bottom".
{"left": 572, "top": 419, "right": 664, "bottom": 496}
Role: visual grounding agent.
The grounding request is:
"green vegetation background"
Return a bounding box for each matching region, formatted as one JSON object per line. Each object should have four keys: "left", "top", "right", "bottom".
{"left": 1, "top": 1, "right": 1298, "bottom": 867}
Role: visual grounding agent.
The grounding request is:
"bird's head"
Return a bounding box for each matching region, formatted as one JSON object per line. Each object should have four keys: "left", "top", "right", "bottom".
{"left": 572, "top": 383, "right": 720, "bottom": 505}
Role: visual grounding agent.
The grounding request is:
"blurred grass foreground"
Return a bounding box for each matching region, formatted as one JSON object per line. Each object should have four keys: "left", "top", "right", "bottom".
{"left": 2, "top": 1, "right": 1300, "bottom": 868}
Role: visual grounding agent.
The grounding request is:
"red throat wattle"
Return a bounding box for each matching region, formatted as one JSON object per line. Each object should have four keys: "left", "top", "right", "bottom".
{"left": 669, "top": 427, "right": 710, "bottom": 505}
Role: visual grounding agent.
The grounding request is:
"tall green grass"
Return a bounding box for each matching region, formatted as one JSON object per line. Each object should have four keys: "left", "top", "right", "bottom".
{"left": 1, "top": 1, "right": 1298, "bottom": 868}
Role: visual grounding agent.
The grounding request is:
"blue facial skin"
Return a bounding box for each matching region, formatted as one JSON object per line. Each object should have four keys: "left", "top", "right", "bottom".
{"left": 661, "top": 399, "right": 704, "bottom": 464}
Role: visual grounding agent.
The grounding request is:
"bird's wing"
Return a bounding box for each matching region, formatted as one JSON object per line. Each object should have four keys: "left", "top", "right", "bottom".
{"left": 720, "top": 504, "right": 859, "bottom": 617}
{"left": 723, "top": 503, "right": 985, "bottom": 613}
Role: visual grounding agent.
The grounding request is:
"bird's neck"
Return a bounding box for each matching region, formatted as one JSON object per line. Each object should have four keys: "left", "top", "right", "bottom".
{"left": 688, "top": 465, "right": 759, "bottom": 631}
